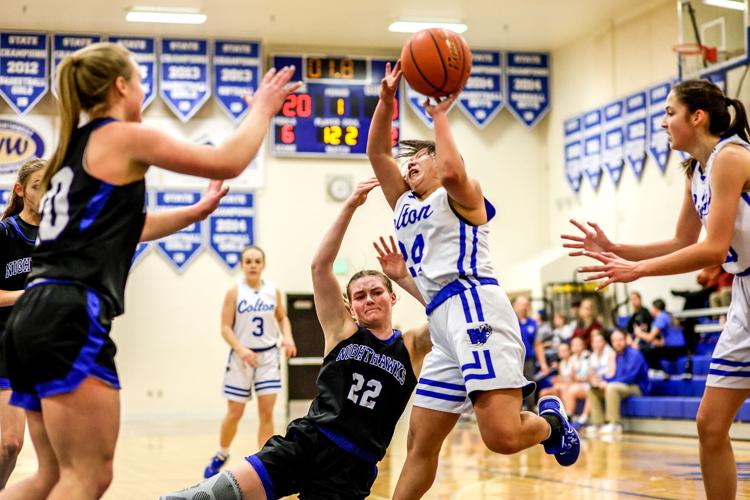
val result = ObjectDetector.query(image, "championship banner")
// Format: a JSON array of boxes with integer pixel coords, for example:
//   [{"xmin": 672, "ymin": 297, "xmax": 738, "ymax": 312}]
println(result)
[
  {"xmin": 208, "ymin": 192, "xmax": 254, "ymax": 271},
  {"xmin": 154, "ymin": 191, "xmax": 204, "ymax": 272},
  {"xmin": 602, "ymin": 100, "xmax": 625, "ymax": 185},
  {"xmin": 160, "ymin": 38, "xmax": 210, "ymax": 122},
  {"xmin": 213, "ymin": 39, "xmax": 261, "ymax": 122},
  {"xmin": 52, "ymin": 34, "xmax": 101, "ymax": 97},
  {"xmin": 457, "ymin": 49, "xmax": 503, "ymax": 129},
  {"xmin": 505, "ymin": 51, "xmax": 550, "ymax": 128},
  {"xmin": 563, "ymin": 116, "xmax": 583, "ymax": 193},
  {"xmin": 0, "ymin": 32, "xmax": 49, "ymax": 115},
  {"xmin": 582, "ymin": 109, "xmax": 602, "ymax": 190},
  {"xmin": 109, "ymin": 36, "xmax": 156, "ymax": 110},
  {"xmin": 648, "ymin": 81, "xmax": 671, "ymax": 173},
  {"xmin": 624, "ymin": 91, "xmax": 648, "ymax": 180},
  {"xmin": 0, "ymin": 118, "xmax": 45, "ymax": 174}
]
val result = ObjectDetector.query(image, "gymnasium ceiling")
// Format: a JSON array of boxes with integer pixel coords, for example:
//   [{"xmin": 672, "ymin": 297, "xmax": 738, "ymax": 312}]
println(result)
[{"xmin": 5, "ymin": 0, "xmax": 664, "ymax": 52}]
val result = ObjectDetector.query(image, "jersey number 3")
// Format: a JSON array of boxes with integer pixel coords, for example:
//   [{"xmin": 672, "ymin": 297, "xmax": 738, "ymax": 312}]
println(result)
[
  {"xmin": 39, "ymin": 167, "xmax": 74, "ymax": 241},
  {"xmin": 347, "ymin": 372, "xmax": 382, "ymax": 409}
]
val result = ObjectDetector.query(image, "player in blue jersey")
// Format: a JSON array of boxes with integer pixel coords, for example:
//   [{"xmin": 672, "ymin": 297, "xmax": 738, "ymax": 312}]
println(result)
[
  {"xmin": 0, "ymin": 158, "xmax": 44, "ymax": 489},
  {"xmin": 161, "ymin": 179, "xmax": 432, "ymax": 500},
  {"xmin": 564, "ymin": 79, "xmax": 750, "ymax": 500},
  {"xmin": 367, "ymin": 62, "xmax": 579, "ymax": 500},
  {"xmin": 0, "ymin": 42, "xmax": 299, "ymax": 500},
  {"xmin": 203, "ymin": 245, "xmax": 297, "ymax": 478}
]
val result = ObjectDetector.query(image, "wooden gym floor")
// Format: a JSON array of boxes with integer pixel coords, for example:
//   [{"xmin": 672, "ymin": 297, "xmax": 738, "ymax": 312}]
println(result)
[{"xmin": 7, "ymin": 404, "xmax": 750, "ymax": 499}]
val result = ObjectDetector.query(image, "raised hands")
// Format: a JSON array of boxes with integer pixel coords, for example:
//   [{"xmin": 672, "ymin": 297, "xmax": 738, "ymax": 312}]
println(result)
[
  {"xmin": 577, "ymin": 251, "xmax": 642, "ymax": 290},
  {"xmin": 345, "ymin": 177, "xmax": 381, "ymax": 209},
  {"xmin": 374, "ymin": 235, "xmax": 408, "ymax": 282},
  {"xmin": 194, "ymin": 180, "xmax": 230, "ymax": 220},
  {"xmin": 423, "ymin": 93, "xmax": 458, "ymax": 118},
  {"xmin": 380, "ymin": 61, "xmax": 402, "ymax": 101},
  {"xmin": 561, "ymin": 219, "xmax": 614, "ymax": 256},
  {"xmin": 244, "ymin": 66, "xmax": 303, "ymax": 117}
]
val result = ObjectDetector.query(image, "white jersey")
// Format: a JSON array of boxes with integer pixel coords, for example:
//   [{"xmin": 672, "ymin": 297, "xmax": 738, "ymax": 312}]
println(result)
[
  {"xmin": 692, "ymin": 135, "xmax": 750, "ymax": 275},
  {"xmin": 393, "ymin": 187, "xmax": 497, "ymax": 308},
  {"xmin": 233, "ymin": 279, "xmax": 281, "ymax": 349}
]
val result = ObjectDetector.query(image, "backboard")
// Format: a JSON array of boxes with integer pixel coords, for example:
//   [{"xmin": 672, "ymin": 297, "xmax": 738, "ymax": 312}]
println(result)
[{"xmin": 677, "ymin": 0, "xmax": 749, "ymax": 80}]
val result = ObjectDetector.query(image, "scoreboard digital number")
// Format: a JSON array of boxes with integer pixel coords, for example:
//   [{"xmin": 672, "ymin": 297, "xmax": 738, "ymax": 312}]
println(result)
[{"xmin": 270, "ymin": 54, "xmax": 401, "ymax": 158}]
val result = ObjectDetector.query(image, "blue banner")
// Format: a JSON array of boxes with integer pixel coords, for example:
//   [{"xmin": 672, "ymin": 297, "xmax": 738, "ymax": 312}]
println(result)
[
  {"xmin": 0, "ymin": 189, "xmax": 8, "ymax": 206},
  {"xmin": 648, "ymin": 81, "xmax": 671, "ymax": 173},
  {"xmin": 0, "ymin": 32, "xmax": 49, "ymax": 115},
  {"xmin": 564, "ymin": 117, "xmax": 583, "ymax": 193},
  {"xmin": 582, "ymin": 110, "xmax": 603, "ymax": 190},
  {"xmin": 109, "ymin": 36, "xmax": 156, "ymax": 110},
  {"xmin": 52, "ymin": 34, "xmax": 101, "ymax": 97},
  {"xmin": 624, "ymin": 91, "xmax": 648, "ymax": 180},
  {"xmin": 160, "ymin": 38, "xmax": 210, "ymax": 122},
  {"xmin": 208, "ymin": 192, "xmax": 254, "ymax": 271},
  {"xmin": 457, "ymin": 50, "xmax": 503, "ymax": 129},
  {"xmin": 505, "ymin": 51, "xmax": 550, "ymax": 128},
  {"xmin": 405, "ymin": 84, "xmax": 434, "ymax": 128},
  {"xmin": 602, "ymin": 100, "xmax": 625, "ymax": 185},
  {"xmin": 154, "ymin": 191, "xmax": 204, "ymax": 272},
  {"xmin": 213, "ymin": 40, "xmax": 261, "ymax": 122}
]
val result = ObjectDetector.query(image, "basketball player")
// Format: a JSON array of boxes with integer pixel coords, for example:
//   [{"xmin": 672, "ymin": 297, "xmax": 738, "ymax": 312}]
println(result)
[
  {"xmin": 0, "ymin": 159, "xmax": 44, "ymax": 489},
  {"xmin": 367, "ymin": 61, "xmax": 579, "ymax": 499},
  {"xmin": 203, "ymin": 245, "xmax": 297, "ymax": 478},
  {"xmin": 564, "ymin": 80, "xmax": 750, "ymax": 500},
  {"xmin": 161, "ymin": 178, "xmax": 432, "ymax": 500},
  {"xmin": 0, "ymin": 42, "xmax": 299, "ymax": 500}
]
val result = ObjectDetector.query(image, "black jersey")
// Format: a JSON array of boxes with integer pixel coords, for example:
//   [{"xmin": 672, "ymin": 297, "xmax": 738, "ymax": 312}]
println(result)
[
  {"xmin": 305, "ymin": 326, "xmax": 417, "ymax": 462},
  {"xmin": 0, "ymin": 215, "xmax": 37, "ymax": 331},
  {"xmin": 28, "ymin": 117, "xmax": 146, "ymax": 316}
]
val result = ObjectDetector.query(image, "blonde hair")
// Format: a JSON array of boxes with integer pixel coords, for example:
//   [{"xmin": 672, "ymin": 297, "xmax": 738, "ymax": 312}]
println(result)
[
  {"xmin": 2, "ymin": 158, "xmax": 46, "ymax": 220},
  {"xmin": 43, "ymin": 42, "xmax": 134, "ymax": 190}
]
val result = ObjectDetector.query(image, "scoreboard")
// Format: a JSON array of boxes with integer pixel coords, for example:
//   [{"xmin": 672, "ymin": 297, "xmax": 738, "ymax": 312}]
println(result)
[{"xmin": 270, "ymin": 54, "xmax": 401, "ymax": 158}]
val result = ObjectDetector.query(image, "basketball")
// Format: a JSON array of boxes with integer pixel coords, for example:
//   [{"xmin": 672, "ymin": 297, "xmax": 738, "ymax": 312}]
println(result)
[{"xmin": 400, "ymin": 28, "xmax": 472, "ymax": 98}]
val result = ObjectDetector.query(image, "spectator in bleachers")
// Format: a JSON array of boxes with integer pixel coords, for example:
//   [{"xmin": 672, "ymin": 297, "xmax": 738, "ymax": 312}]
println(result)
[
  {"xmin": 559, "ymin": 337, "xmax": 591, "ymax": 420},
  {"xmin": 567, "ymin": 300, "xmax": 581, "ymax": 333},
  {"xmin": 579, "ymin": 331, "xmax": 616, "ymax": 426},
  {"xmin": 636, "ymin": 299, "xmax": 687, "ymax": 376},
  {"xmin": 539, "ymin": 343, "xmax": 574, "ymax": 401},
  {"xmin": 626, "ymin": 291, "xmax": 653, "ymax": 337},
  {"xmin": 573, "ymin": 298, "xmax": 602, "ymax": 349},
  {"xmin": 513, "ymin": 295, "xmax": 538, "ymax": 406},
  {"xmin": 535, "ymin": 311, "xmax": 571, "ymax": 375},
  {"xmin": 588, "ymin": 329, "xmax": 649, "ymax": 435}
]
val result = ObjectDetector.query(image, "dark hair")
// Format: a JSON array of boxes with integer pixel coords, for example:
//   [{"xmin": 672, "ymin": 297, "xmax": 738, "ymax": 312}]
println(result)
[
  {"xmin": 2, "ymin": 158, "xmax": 46, "ymax": 220},
  {"xmin": 395, "ymin": 139, "xmax": 436, "ymax": 160},
  {"xmin": 652, "ymin": 298, "xmax": 666, "ymax": 311},
  {"xmin": 43, "ymin": 42, "xmax": 134, "ymax": 191},
  {"xmin": 671, "ymin": 80, "xmax": 750, "ymax": 177},
  {"xmin": 629, "ymin": 291, "xmax": 641, "ymax": 299},
  {"xmin": 345, "ymin": 270, "xmax": 394, "ymax": 303},
  {"xmin": 241, "ymin": 245, "xmax": 266, "ymax": 263}
]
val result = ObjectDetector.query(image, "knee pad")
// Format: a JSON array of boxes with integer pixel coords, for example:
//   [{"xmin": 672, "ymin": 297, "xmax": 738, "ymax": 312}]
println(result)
[{"xmin": 160, "ymin": 470, "xmax": 243, "ymax": 500}]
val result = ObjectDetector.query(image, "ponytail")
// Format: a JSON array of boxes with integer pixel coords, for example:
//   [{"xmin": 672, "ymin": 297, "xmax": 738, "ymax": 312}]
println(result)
[
  {"xmin": 723, "ymin": 97, "xmax": 750, "ymax": 143},
  {"xmin": 2, "ymin": 158, "xmax": 46, "ymax": 220},
  {"xmin": 41, "ymin": 42, "xmax": 134, "ymax": 191}
]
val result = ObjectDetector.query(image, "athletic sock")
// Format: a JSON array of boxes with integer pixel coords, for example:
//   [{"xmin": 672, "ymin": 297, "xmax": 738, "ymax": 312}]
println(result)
[
  {"xmin": 218, "ymin": 448, "xmax": 230, "ymax": 457},
  {"xmin": 540, "ymin": 413, "xmax": 563, "ymax": 446}
]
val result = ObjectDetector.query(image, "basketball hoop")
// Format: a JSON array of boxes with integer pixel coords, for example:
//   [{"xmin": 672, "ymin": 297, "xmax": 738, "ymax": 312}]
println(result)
[{"xmin": 674, "ymin": 43, "xmax": 719, "ymax": 80}]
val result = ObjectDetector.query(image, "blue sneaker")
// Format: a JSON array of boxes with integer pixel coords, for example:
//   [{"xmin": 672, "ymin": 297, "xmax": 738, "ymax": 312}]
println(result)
[
  {"xmin": 203, "ymin": 452, "xmax": 229, "ymax": 478},
  {"xmin": 538, "ymin": 395, "xmax": 580, "ymax": 466}
]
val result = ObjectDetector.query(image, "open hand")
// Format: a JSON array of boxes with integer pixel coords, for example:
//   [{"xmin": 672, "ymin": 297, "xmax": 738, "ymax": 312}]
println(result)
[
  {"xmin": 195, "ymin": 180, "xmax": 229, "ymax": 220},
  {"xmin": 423, "ymin": 94, "xmax": 458, "ymax": 118},
  {"xmin": 244, "ymin": 66, "xmax": 303, "ymax": 117},
  {"xmin": 577, "ymin": 251, "xmax": 642, "ymax": 290},
  {"xmin": 373, "ymin": 235, "xmax": 408, "ymax": 281},
  {"xmin": 346, "ymin": 177, "xmax": 380, "ymax": 208},
  {"xmin": 380, "ymin": 61, "xmax": 402, "ymax": 101},
  {"xmin": 561, "ymin": 219, "xmax": 613, "ymax": 256}
]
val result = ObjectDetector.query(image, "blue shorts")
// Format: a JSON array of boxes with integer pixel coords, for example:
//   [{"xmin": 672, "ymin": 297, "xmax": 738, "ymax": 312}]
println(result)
[{"xmin": 5, "ymin": 281, "xmax": 119, "ymax": 412}]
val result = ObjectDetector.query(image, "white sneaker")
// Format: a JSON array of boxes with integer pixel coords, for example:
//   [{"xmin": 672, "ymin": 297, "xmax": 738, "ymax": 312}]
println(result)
[
  {"xmin": 584, "ymin": 425, "xmax": 600, "ymax": 436},
  {"xmin": 599, "ymin": 423, "xmax": 622, "ymax": 434}
]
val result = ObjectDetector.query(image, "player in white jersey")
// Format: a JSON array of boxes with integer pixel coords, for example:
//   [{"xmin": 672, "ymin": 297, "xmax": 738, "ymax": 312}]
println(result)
[
  {"xmin": 564, "ymin": 79, "xmax": 750, "ymax": 500},
  {"xmin": 203, "ymin": 245, "xmax": 297, "ymax": 478},
  {"xmin": 367, "ymin": 61, "xmax": 579, "ymax": 499}
]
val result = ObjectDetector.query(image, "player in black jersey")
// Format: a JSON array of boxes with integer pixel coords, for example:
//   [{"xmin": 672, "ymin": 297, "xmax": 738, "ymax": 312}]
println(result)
[
  {"xmin": 161, "ymin": 178, "xmax": 432, "ymax": 500},
  {"xmin": 0, "ymin": 158, "xmax": 44, "ymax": 489},
  {"xmin": 1, "ymin": 42, "xmax": 299, "ymax": 500}
]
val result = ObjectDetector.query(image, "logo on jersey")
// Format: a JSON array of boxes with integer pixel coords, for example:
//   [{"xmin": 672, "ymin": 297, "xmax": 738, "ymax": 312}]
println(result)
[
  {"xmin": 5, "ymin": 257, "xmax": 30, "ymax": 278},
  {"xmin": 336, "ymin": 343, "xmax": 407, "ymax": 385},
  {"xmin": 0, "ymin": 120, "xmax": 45, "ymax": 174},
  {"xmin": 466, "ymin": 323, "xmax": 492, "ymax": 346},
  {"xmin": 395, "ymin": 202, "xmax": 433, "ymax": 229},
  {"xmin": 693, "ymin": 191, "xmax": 711, "ymax": 219},
  {"xmin": 237, "ymin": 297, "xmax": 274, "ymax": 313}
]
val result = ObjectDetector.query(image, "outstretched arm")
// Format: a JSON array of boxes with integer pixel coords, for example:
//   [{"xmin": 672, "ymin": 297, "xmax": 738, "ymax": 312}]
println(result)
[
  {"xmin": 562, "ymin": 177, "xmax": 702, "ymax": 261},
  {"xmin": 0, "ymin": 290, "xmax": 23, "ymax": 307},
  {"xmin": 424, "ymin": 95, "xmax": 487, "ymax": 225},
  {"xmin": 373, "ymin": 235, "xmax": 425, "ymax": 306},
  {"xmin": 140, "ymin": 180, "xmax": 229, "ymax": 242},
  {"xmin": 312, "ymin": 178, "xmax": 380, "ymax": 354},
  {"xmin": 366, "ymin": 61, "xmax": 409, "ymax": 209}
]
